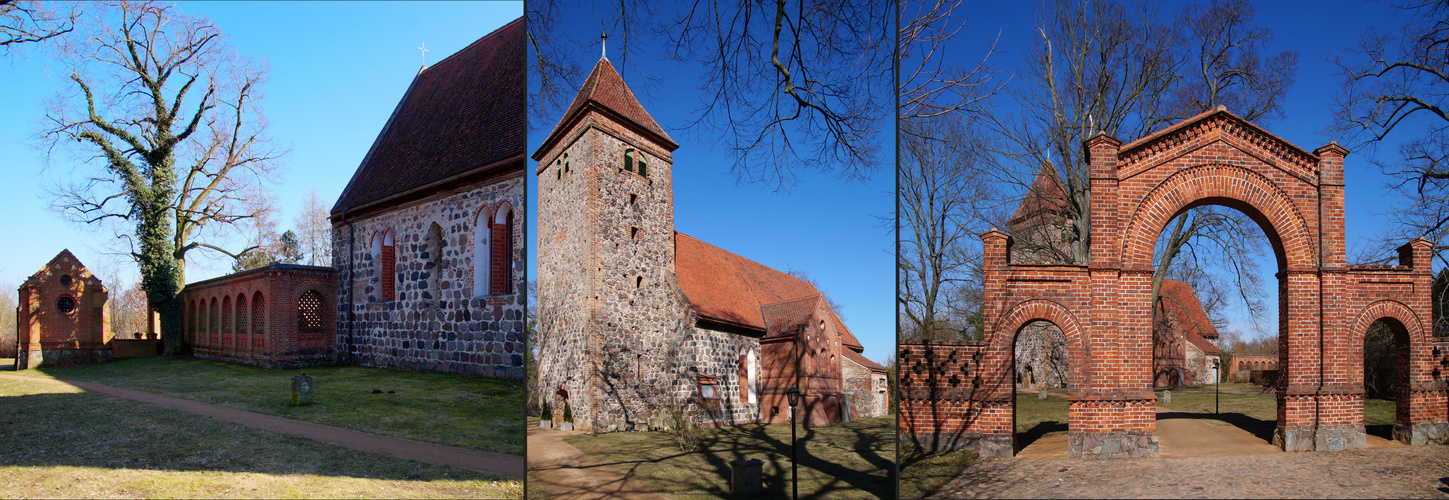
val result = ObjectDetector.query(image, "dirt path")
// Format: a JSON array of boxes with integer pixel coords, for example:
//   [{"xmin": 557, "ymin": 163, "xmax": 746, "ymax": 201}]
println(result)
[
  {"xmin": 527, "ymin": 425, "xmax": 664, "ymax": 500},
  {"xmin": 0, "ymin": 372, "xmax": 524, "ymax": 479}
]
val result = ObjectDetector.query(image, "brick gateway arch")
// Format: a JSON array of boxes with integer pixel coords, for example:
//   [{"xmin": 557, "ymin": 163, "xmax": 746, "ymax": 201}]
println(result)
[{"xmin": 900, "ymin": 108, "xmax": 1449, "ymax": 458}]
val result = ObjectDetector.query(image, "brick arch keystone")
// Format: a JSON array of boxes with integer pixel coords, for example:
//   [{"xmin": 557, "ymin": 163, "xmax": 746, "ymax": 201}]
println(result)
[{"xmin": 1121, "ymin": 163, "xmax": 1314, "ymax": 270}]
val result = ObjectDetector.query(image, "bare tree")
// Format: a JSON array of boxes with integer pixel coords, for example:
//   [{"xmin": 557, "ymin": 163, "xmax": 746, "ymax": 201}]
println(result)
[
  {"xmin": 0, "ymin": 280, "xmax": 15, "ymax": 359},
  {"xmin": 898, "ymin": 117, "xmax": 997, "ymax": 341},
  {"xmin": 1170, "ymin": 0, "xmax": 1297, "ymax": 123},
  {"xmin": 1332, "ymin": 0, "xmax": 1449, "ymax": 264},
  {"xmin": 294, "ymin": 186, "xmax": 332, "ymax": 267},
  {"xmin": 0, "ymin": 1, "xmax": 75, "ymax": 53},
  {"xmin": 109, "ymin": 276, "xmax": 150, "ymax": 339},
  {"xmin": 38, "ymin": 1, "xmax": 285, "ymax": 355},
  {"xmin": 898, "ymin": 0, "xmax": 1002, "ymax": 129},
  {"xmin": 529, "ymin": 0, "xmax": 891, "ymax": 188}
]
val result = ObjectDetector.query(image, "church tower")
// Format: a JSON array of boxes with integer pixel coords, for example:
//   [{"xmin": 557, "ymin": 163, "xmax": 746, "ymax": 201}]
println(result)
[{"xmin": 533, "ymin": 56, "xmax": 681, "ymax": 432}]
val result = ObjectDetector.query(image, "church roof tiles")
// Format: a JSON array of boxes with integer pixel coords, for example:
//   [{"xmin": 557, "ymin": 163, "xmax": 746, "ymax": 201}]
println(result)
[
  {"xmin": 674, "ymin": 232, "xmax": 862, "ymax": 351},
  {"xmin": 533, "ymin": 57, "xmax": 677, "ymax": 160},
  {"xmin": 331, "ymin": 17, "xmax": 525, "ymax": 217}
]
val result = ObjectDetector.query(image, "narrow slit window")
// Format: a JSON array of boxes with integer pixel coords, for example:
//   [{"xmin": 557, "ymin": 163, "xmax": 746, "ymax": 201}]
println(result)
[{"xmin": 630, "ymin": 226, "xmax": 639, "ymax": 240}]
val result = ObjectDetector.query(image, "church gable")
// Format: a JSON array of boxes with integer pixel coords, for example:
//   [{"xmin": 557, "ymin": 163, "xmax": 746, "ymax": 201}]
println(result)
[{"xmin": 331, "ymin": 17, "xmax": 525, "ymax": 217}]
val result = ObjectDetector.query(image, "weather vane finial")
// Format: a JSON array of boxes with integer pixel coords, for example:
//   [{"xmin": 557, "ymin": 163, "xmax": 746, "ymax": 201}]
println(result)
[
  {"xmin": 418, "ymin": 42, "xmax": 429, "ymax": 67},
  {"xmin": 601, "ymin": 29, "xmax": 608, "ymax": 59}
]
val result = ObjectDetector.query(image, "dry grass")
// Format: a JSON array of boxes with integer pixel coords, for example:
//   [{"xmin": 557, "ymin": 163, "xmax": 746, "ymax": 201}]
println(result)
[
  {"xmin": 898, "ymin": 442, "xmax": 975, "ymax": 500},
  {"xmin": 0, "ymin": 377, "xmax": 521, "ymax": 498},
  {"xmin": 21, "ymin": 357, "xmax": 524, "ymax": 455},
  {"xmin": 563, "ymin": 416, "xmax": 895, "ymax": 498}
]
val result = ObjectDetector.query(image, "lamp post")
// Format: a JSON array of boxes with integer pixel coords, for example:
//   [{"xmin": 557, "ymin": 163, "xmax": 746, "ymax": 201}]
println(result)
[
  {"xmin": 785, "ymin": 385, "xmax": 800, "ymax": 500},
  {"xmin": 1213, "ymin": 358, "xmax": 1221, "ymax": 415}
]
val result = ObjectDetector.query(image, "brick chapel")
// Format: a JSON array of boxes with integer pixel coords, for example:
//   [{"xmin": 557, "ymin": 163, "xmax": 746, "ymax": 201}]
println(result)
[
  {"xmin": 534, "ymin": 56, "xmax": 887, "ymax": 433},
  {"xmin": 13, "ymin": 250, "xmax": 113, "ymax": 368}
]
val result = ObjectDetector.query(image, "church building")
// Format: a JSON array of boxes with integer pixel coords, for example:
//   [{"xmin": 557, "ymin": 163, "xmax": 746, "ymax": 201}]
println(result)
[
  {"xmin": 534, "ymin": 55, "xmax": 886, "ymax": 433},
  {"xmin": 325, "ymin": 17, "xmax": 526, "ymax": 378}
]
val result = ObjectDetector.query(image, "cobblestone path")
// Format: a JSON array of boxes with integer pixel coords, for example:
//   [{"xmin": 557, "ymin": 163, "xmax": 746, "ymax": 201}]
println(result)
[{"xmin": 933, "ymin": 445, "xmax": 1449, "ymax": 499}]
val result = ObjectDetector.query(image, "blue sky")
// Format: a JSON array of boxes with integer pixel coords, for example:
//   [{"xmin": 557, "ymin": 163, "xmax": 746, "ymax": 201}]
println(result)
[
  {"xmin": 525, "ymin": 5, "xmax": 897, "ymax": 365},
  {"xmin": 950, "ymin": 0, "xmax": 1426, "ymax": 340},
  {"xmin": 0, "ymin": 3, "xmax": 520, "ymax": 286}
]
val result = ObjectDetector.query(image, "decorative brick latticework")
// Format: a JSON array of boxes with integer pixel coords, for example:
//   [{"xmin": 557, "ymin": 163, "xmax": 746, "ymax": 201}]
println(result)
[
  {"xmin": 902, "ymin": 108, "xmax": 1449, "ymax": 458},
  {"xmin": 15, "ymin": 250, "xmax": 113, "ymax": 368},
  {"xmin": 181, "ymin": 264, "xmax": 337, "ymax": 369},
  {"xmin": 535, "ymin": 57, "xmax": 884, "ymax": 433}
]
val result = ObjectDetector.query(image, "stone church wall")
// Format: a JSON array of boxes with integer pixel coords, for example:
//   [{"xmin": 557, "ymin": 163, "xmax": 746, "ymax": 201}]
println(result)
[
  {"xmin": 333, "ymin": 176, "xmax": 526, "ymax": 379},
  {"xmin": 842, "ymin": 357, "xmax": 885, "ymax": 418},
  {"xmin": 1013, "ymin": 320, "xmax": 1069, "ymax": 388}
]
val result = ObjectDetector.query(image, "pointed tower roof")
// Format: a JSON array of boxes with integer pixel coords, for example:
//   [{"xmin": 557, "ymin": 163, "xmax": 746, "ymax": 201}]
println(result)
[{"xmin": 532, "ymin": 58, "xmax": 677, "ymax": 161}]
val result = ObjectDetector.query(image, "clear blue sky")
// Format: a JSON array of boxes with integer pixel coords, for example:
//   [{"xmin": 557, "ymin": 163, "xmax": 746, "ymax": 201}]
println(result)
[
  {"xmin": 0, "ymin": 2, "xmax": 521, "ymax": 287},
  {"xmin": 525, "ymin": 5, "xmax": 897, "ymax": 365},
  {"xmin": 953, "ymin": 1, "xmax": 1425, "ymax": 340}
]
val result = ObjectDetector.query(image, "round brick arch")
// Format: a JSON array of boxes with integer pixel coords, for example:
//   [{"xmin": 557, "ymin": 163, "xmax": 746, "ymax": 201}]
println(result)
[
  {"xmin": 1120, "ymin": 163, "xmax": 1315, "ymax": 271},
  {"xmin": 1349, "ymin": 300, "xmax": 1427, "ymax": 379},
  {"xmin": 993, "ymin": 299, "xmax": 1088, "ymax": 388}
]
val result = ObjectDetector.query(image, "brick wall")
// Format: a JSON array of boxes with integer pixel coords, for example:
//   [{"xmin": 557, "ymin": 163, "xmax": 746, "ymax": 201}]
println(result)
[
  {"xmin": 181, "ymin": 264, "xmax": 337, "ymax": 369},
  {"xmin": 904, "ymin": 110, "xmax": 1449, "ymax": 457},
  {"xmin": 16, "ymin": 250, "xmax": 112, "ymax": 368}
]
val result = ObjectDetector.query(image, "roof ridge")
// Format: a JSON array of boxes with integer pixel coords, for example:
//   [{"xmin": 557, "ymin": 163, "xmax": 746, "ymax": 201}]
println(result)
[{"xmin": 421, "ymin": 16, "xmax": 523, "ymax": 75}]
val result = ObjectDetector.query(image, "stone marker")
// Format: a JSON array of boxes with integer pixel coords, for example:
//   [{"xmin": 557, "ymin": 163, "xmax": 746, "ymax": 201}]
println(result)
[
  {"xmin": 292, "ymin": 373, "xmax": 315, "ymax": 406},
  {"xmin": 730, "ymin": 458, "xmax": 764, "ymax": 495},
  {"xmin": 1039, "ymin": 388, "xmax": 1049, "ymax": 400},
  {"xmin": 1162, "ymin": 390, "xmax": 1171, "ymax": 404}
]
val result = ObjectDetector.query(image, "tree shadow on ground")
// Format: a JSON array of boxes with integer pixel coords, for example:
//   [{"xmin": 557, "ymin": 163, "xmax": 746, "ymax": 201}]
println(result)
[
  {"xmin": 1156, "ymin": 411, "xmax": 1276, "ymax": 443},
  {"xmin": 0, "ymin": 390, "xmax": 495, "ymax": 481},
  {"xmin": 1366, "ymin": 424, "xmax": 1394, "ymax": 440},
  {"xmin": 561, "ymin": 419, "xmax": 893, "ymax": 499},
  {"xmin": 1016, "ymin": 420, "xmax": 1067, "ymax": 450}
]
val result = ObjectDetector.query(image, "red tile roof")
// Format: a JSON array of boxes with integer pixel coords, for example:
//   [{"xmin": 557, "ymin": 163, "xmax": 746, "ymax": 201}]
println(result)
[
  {"xmin": 532, "ymin": 57, "xmax": 677, "ymax": 160},
  {"xmin": 1157, "ymin": 279, "xmax": 1221, "ymax": 355},
  {"xmin": 1009, "ymin": 163, "xmax": 1069, "ymax": 227},
  {"xmin": 674, "ymin": 232, "xmax": 863, "ymax": 350},
  {"xmin": 843, "ymin": 348, "xmax": 887, "ymax": 373},
  {"xmin": 332, "ymin": 17, "xmax": 525, "ymax": 216}
]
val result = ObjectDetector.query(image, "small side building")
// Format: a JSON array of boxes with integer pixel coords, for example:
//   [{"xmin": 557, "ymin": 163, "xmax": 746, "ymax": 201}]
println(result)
[
  {"xmin": 181, "ymin": 263, "xmax": 338, "ymax": 369},
  {"xmin": 16, "ymin": 250, "xmax": 113, "ymax": 368}
]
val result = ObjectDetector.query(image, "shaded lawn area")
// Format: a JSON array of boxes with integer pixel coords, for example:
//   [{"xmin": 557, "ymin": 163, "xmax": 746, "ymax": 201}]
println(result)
[
  {"xmin": 563, "ymin": 416, "xmax": 894, "ymax": 498},
  {"xmin": 898, "ymin": 442, "xmax": 975, "ymax": 500},
  {"xmin": 0, "ymin": 377, "xmax": 520, "ymax": 499},
  {"xmin": 17, "ymin": 357, "xmax": 524, "ymax": 455}
]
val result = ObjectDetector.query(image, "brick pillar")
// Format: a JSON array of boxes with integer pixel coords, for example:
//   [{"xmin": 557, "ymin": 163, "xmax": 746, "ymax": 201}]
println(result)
[
  {"xmin": 1279, "ymin": 270, "xmax": 1323, "ymax": 451},
  {"xmin": 1313, "ymin": 142, "xmax": 1361, "ymax": 450},
  {"xmin": 1403, "ymin": 238, "xmax": 1448, "ymax": 444}
]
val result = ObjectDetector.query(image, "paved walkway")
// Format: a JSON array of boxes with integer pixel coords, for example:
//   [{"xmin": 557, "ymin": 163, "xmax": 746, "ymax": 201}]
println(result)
[
  {"xmin": 527, "ymin": 425, "xmax": 664, "ymax": 500},
  {"xmin": 0, "ymin": 372, "xmax": 525, "ymax": 479},
  {"xmin": 935, "ymin": 417, "xmax": 1449, "ymax": 499}
]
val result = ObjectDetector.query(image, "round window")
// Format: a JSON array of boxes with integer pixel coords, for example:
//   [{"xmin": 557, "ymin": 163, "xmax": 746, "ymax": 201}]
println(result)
[
  {"xmin": 60, "ymin": 275, "xmax": 72, "ymax": 287},
  {"xmin": 56, "ymin": 296, "xmax": 76, "ymax": 314}
]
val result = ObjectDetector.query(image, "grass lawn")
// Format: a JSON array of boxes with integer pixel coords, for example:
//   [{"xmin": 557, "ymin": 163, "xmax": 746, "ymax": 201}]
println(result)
[
  {"xmin": 563, "ymin": 416, "xmax": 894, "ymax": 498},
  {"xmin": 16, "ymin": 357, "xmax": 524, "ymax": 455},
  {"xmin": 0, "ymin": 376, "xmax": 520, "ymax": 499},
  {"xmin": 898, "ymin": 442, "xmax": 975, "ymax": 500}
]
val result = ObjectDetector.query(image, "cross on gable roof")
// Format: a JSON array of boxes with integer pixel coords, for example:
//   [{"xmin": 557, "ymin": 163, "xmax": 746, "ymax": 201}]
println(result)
[{"xmin": 331, "ymin": 17, "xmax": 525, "ymax": 218}]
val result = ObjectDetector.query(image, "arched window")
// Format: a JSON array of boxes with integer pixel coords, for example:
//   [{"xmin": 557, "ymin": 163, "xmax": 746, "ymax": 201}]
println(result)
[
  {"xmin": 370, "ymin": 229, "xmax": 397, "ymax": 302},
  {"xmin": 187, "ymin": 300, "xmax": 196, "ymax": 344},
  {"xmin": 638, "ymin": 153, "xmax": 648, "ymax": 177},
  {"xmin": 425, "ymin": 222, "xmax": 443, "ymax": 303},
  {"xmin": 222, "ymin": 296, "xmax": 232, "ymax": 334},
  {"xmin": 563, "ymin": 153, "xmax": 570, "ymax": 173},
  {"xmin": 210, "ymin": 298, "xmax": 219, "ymax": 344},
  {"xmin": 252, "ymin": 292, "xmax": 264, "ymax": 334},
  {"xmin": 624, "ymin": 149, "xmax": 635, "ymax": 172},
  {"xmin": 298, "ymin": 290, "xmax": 324, "ymax": 333},
  {"xmin": 739, "ymin": 347, "xmax": 758, "ymax": 405},
  {"xmin": 491, "ymin": 203, "xmax": 515, "ymax": 295},
  {"xmin": 473, "ymin": 206, "xmax": 493, "ymax": 298},
  {"xmin": 236, "ymin": 293, "xmax": 248, "ymax": 334}
]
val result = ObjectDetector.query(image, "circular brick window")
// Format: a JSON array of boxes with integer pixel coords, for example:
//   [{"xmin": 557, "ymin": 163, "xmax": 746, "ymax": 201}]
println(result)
[
  {"xmin": 60, "ymin": 275, "xmax": 72, "ymax": 287},
  {"xmin": 56, "ymin": 296, "xmax": 76, "ymax": 314}
]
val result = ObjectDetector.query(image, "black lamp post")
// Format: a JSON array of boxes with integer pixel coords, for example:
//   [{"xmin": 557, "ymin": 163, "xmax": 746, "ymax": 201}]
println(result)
[
  {"xmin": 785, "ymin": 385, "xmax": 801, "ymax": 500},
  {"xmin": 1213, "ymin": 358, "xmax": 1221, "ymax": 415}
]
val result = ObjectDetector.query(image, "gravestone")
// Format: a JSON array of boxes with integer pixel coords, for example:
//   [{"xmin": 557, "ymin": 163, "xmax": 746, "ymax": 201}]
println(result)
[
  {"xmin": 1162, "ymin": 390, "xmax": 1171, "ymax": 404},
  {"xmin": 292, "ymin": 373, "xmax": 315, "ymax": 406},
  {"xmin": 729, "ymin": 458, "xmax": 764, "ymax": 495},
  {"xmin": 1039, "ymin": 388, "xmax": 1049, "ymax": 400}
]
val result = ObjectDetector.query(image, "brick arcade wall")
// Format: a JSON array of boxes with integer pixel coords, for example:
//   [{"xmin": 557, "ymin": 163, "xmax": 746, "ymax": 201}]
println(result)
[
  {"xmin": 182, "ymin": 264, "xmax": 337, "ymax": 369},
  {"xmin": 333, "ymin": 174, "xmax": 526, "ymax": 379}
]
